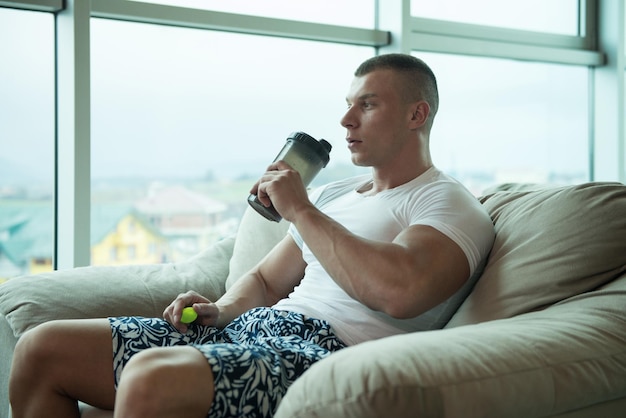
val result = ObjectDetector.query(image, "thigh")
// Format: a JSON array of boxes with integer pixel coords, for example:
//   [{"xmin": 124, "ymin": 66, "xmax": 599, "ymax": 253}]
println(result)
[{"xmin": 15, "ymin": 318, "xmax": 117, "ymax": 410}]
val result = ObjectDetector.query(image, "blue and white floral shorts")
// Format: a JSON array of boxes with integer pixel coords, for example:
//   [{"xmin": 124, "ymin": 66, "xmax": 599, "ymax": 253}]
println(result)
[{"xmin": 108, "ymin": 307, "xmax": 346, "ymax": 417}]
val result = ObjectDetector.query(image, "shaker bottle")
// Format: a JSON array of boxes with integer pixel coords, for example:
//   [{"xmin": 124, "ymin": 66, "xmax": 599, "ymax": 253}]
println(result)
[{"xmin": 248, "ymin": 131, "xmax": 332, "ymax": 222}]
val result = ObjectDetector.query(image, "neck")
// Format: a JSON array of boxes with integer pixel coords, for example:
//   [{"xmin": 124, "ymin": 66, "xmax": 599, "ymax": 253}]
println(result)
[
  {"xmin": 367, "ymin": 134, "xmax": 433, "ymax": 194},
  {"xmin": 359, "ymin": 157, "xmax": 432, "ymax": 196}
]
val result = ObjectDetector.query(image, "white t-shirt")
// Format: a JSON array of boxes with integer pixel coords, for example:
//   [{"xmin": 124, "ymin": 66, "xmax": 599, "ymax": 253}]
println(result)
[{"xmin": 272, "ymin": 167, "xmax": 495, "ymax": 346}]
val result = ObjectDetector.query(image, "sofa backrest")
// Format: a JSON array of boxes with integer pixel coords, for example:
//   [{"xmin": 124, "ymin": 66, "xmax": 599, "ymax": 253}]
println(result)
[
  {"xmin": 447, "ymin": 182, "xmax": 626, "ymax": 327},
  {"xmin": 225, "ymin": 206, "xmax": 291, "ymax": 290}
]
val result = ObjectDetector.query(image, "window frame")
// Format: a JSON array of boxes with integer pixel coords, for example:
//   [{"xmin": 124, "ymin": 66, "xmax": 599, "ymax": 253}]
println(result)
[
  {"xmin": 92, "ymin": 0, "xmax": 389, "ymax": 46},
  {"xmin": 0, "ymin": 0, "xmax": 62, "ymax": 12},
  {"xmin": 410, "ymin": 16, "xmax": 603, "ymax": 66}
]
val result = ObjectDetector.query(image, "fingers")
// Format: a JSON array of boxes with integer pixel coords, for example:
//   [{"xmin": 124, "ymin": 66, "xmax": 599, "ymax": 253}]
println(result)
[
  {"xmin": 249, "ymin": 161, "xmax": 296, "ymax": 194},
  {"xmin": 270, "ymin": 160, "xmax": 292, "ymax": 171},
  {"xmin": 249, "ymin": 162, "xmax": 278, "ymax": 195},
  {"xmin": 250, "ymin": 161, "xmax": 303, "ymax": 207},
  {"xmin": 163, "ymin": 290, "xmax": 212, "ymax": 332}
]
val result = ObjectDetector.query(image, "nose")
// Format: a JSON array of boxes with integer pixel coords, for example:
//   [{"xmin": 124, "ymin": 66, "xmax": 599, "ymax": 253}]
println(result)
[{"xmin": 340, "ymin": 106, "xmax": 356, "ymax": 129}]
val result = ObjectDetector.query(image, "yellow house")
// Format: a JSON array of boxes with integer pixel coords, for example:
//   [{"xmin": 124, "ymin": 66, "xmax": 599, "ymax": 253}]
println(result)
[{"xmin": 91, "ymin": 208, "xmax": 169, "ymax": 266}]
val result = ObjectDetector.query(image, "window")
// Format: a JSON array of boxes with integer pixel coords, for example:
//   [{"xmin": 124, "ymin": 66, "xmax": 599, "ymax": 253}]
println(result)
[
  {"xmin": 417, "ymin": 52, "xmax": 589, "ymax": 194},
  {"xmin": 91, "ymin": 18, "xmax": 373, "ymax": 263},
  {"xmin": 411, "ymin": 0, "xmax": 580, "ymax": 35},
  {"xmin": 0, "ymin": 8, "xmax": 55, "ymax": 280},
  {"xmin": 3, "ymin": 0, "xmax": 618, "ymax": 275}
]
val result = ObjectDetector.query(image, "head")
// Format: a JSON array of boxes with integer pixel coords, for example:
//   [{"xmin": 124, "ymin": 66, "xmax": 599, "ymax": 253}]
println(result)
[
  {"xmin": 354, "ymin": 53, "xmax": 439, "ymax": 131},
  {"xmin": 341, "ymin": 54, "xmax": 437, "ymax": 173}
]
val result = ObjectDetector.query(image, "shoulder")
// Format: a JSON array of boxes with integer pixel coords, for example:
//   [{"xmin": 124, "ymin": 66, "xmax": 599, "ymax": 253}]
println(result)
[{"xmin": 391, "ymin": 168, "xmax": 482, "ymax": 216}]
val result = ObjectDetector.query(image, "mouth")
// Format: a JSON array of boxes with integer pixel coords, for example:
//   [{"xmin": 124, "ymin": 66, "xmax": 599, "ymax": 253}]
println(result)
[{"xmin": 347, "ymin": 138, "xmax": 362, "ymax": 151}]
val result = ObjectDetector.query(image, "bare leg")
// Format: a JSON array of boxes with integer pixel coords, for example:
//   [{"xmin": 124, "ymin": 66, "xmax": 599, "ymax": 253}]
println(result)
[
  {"xmin": 9, "ymin": 319, "xmax": 116, "ymax": 418},
  {"xmin": 114, "ymin": 346, "xmax": 214, "ymax": 418}
]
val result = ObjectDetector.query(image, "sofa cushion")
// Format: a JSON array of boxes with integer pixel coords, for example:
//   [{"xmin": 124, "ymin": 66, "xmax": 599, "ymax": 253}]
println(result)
[
  {"xmin": 225, "ymin": 206, "xmax": 290, "ymax": 290},
  {"xmin": 0, "ymin": 235, "xmax": 235, "ymax": 337},
  {"xmin": 447, "ymin": 182, "xmax": 626, "ymax": 327}
]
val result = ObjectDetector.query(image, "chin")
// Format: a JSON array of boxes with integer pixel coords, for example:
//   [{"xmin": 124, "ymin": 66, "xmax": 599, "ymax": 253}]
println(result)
[
  {"xmin": 350, "ymin": 155, "xmax": 362, "ymax": 165},
  {"xmin": 350, "ymin": 156, "xmax": 370, "ymax": 168}
]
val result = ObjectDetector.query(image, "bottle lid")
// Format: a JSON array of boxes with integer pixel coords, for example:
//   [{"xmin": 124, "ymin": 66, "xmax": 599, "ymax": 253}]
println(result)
[{"xmin": 288, "ymin": 132, "xmax": 332, "ymax": 166}]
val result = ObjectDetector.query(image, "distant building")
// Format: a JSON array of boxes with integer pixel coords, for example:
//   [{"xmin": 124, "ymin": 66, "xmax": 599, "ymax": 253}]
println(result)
[
  {"xmin": 0, "ymin": 204, "xmax": 53, "ymax": 279},
  {"xmin": 134, "ymin": 184, "xmax": 228, "ymax": 261}
]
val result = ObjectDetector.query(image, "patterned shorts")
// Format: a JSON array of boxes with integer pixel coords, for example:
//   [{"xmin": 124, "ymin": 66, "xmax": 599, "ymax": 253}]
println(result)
[{"xmin": 108, "ymin": 307, "xmax": 346, "ymax": 418}]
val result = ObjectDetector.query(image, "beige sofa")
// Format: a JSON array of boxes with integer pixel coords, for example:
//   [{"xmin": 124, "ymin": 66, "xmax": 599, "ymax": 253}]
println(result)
[{"xmin": 1, "ymin": 182, "xmax": 625, "ymax": 418}]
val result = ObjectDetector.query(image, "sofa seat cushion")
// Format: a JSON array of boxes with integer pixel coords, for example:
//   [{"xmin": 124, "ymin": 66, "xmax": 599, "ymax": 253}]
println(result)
[{"xmin": 447, "ymin": 182, "xmax": 626, "ymax": 327}]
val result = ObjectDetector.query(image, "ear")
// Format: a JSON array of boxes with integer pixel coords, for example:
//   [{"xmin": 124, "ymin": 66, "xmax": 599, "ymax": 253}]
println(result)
[{"xmin": 408, "ymin": 101, "xmax": 430, "ymax": 129}]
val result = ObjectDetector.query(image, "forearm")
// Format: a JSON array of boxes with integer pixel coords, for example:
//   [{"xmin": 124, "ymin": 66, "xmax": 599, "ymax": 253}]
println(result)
[
  {"xmin": 214, "ymin": 272, "xmax": 271, "ymax": 327},
  {"xmin": 214, "ymin": 236, "xmax": 306, "ymax": 327}
]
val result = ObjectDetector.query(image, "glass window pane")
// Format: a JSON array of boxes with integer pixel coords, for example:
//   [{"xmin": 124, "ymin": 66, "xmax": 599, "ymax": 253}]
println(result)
[
  {"xmin": 91, "ymin": 18, "xmax": 372, "ymax": 264},
  {"xmin": 411, "ymin": 0, "xmax": 580, "ymax": 35},
  {"xmin": 128, "ymin": 0, "xmax": 375, "ymax": 28},
  {"xmin": 416, "ymin": 52, "xmax": 589, "ymax": 194},
  {"xmin": 0, "ymin": 8, "xmax": 55, "ymax": 281}
]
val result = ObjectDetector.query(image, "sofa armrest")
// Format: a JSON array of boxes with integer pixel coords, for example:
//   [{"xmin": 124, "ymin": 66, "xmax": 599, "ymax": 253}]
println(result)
[
  {"xmin": 0, "ymin": 235, "xmax": 235, "ymax": 338},
  {"xmin": 0, "ymin": 313, "xmax": 17, "ymax": 418},
  {"xmin": 276, "ymin": 277, "xmax": 626, "ymax": 418}
]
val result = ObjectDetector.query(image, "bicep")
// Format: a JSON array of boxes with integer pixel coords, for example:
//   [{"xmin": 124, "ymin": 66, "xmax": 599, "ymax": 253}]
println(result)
[{"xmin": 393, "ymin": 225, "xmax": 470, "ymax": 314}]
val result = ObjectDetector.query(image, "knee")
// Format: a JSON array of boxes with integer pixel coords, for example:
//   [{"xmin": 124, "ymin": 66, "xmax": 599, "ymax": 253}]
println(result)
[
  {"xmin": 9, "ymin": 321, "xmax": 66, "ymax": 402},
  {"xmin": 116, "ymin": 347, "xmax": 213, "ymax": 417},
  {"xmin": 11, "ymin": 322, "xmax": 59, "ymax": 379},
  {"xmin": 116, "ymin": 349, "xmax": 178, "ymax": 416}
]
